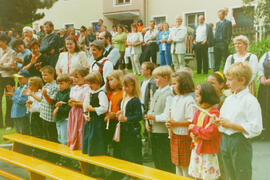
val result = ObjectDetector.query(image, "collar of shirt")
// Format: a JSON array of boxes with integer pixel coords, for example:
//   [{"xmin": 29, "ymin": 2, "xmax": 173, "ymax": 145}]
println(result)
[
  {"xmin": 157, "ymin": 85, "xmax": 170, "ymax": 93},
  {"xmin": 232, "ymin": 88, "xmax": 249, "ymax": 98},
  {"xmin": 105, "ymin": 44, "xmax": 112, "ymax": 51},
  {"xmin": 90, "ymin": 87, "xmax": 103, "ymax": 94}
]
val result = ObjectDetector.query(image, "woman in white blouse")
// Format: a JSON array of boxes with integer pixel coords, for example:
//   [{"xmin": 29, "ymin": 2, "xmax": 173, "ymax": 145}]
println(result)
[
  {"xmin": 126, "ymin": 23, "xmax": 143, "ymax": 75},
  {"xmin": 55, "ymin": 36, "xmax": 89, "ymax": 76},
  {"xmin": 224, "ymin": 35, "xmax": 258, "ymax": 96}
]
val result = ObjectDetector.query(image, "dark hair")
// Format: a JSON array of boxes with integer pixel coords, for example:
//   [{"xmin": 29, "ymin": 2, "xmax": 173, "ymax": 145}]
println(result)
[
  {"xmin": 0, "ymin": 33, "xmax": 10, "ymax": 44},
  {"xmin": 209, "ymin": 72, "xmax": 227, "ymax": 89},
  {"xmin": 12, "ymin": 38, "xmax": 24, "ymax": 49},
  {"xmin": 142, "ymin": 62, "xmax": 155, "ymax": 74},
  {"xmin": 117, "ymin": 24, "xmax": 124, "ymax": 31},
  {"xmin": 104, "ymin": 31, "xmax": 112, "ymax": 41},
  {"xmin": 44, "ymin": 21, "xmax": 54, "ymax": 28},
  {"xmin": 80, "ymin": 26, "xmax": 87, "ymax": 32},
  {"xmin": 137, "ymin": 20, "xmax": 143, "ymax": 25},
  {"xmin": 172, "ymin": 71, "xmax": 195, "ymax": 95},
  {"xmin": 64, "ymin": 35, "xmax": 80, "ymax": 52},
  {"xmin": 198, "ymin": 82, "xmax": 220, "ymax": 105},
  {"xmin": 29, "ymin": 40, "xmax": 40, "ymax": 49}
]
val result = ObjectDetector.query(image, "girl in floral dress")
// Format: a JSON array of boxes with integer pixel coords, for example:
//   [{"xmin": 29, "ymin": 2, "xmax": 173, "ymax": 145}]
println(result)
[{"xmin": 188, "ymin": 82, "xmax": 221, "ymax": 180}]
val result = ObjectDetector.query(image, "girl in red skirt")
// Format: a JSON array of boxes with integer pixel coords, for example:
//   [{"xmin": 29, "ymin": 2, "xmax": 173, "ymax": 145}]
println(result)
[
  {"xmin": 68, "ymin": 68, "xmax": 90, "ymax": 150},
  {"xmin": 165, "ymin": 71, "xmax": 195, "ymax": 176},
  {"xmin": 188, "ymin": 82, "xmax": 221, "ymax": 179}
]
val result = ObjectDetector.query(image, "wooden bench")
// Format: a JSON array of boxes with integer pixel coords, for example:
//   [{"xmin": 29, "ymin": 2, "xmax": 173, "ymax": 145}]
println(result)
[
  {"xmin": 0, "ymin": 147, "xmax": 95, "ymax": 180},
  {"xmin": 0, "ymin": 169, "xmax": 25, "ymax": 180},
  {"xmin": 4, "ymin": 133, "xmax": 193, "ymax": 180}
]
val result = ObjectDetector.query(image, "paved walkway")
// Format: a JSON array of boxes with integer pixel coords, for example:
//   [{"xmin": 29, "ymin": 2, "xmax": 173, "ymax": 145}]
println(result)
[{"xmin": 0, "ymin": 141, "xmax": 269, "ymax": 180}]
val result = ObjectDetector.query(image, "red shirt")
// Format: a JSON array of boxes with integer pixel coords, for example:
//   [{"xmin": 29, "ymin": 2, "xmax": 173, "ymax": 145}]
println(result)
[{"xmin": 190, "ymin": 108, "xmax": 221, "ymax": 154}]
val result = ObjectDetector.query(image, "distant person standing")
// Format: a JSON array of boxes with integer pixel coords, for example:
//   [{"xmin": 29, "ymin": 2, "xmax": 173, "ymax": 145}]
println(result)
[
  {"xmin": 192, "ymin": 15, "xmax": 214, "ymax": 74},
  {"xmin": 168, "ymin": 16, "xmax": 187, "ymax": 71},
  {"xmin": 143, "ymin": 20, "xmax": 159, "ymax": 64},
  {"xmin": 23, "ymin": 26, "xmax": 37, "ymax": 49},
  {"xmin": 225, "ymin": 8, "xmax": 236, "ymax": 26},
  {"xmin": 214, "ymin": 9, "xmax": 232, "ymax": 71},
  {"xmin": 94, "ymin": 19, "xmax": 104, "ymax": 32},
  {"xmin": 40, "ymin": 21, "xmax": 60, "ymax": 68}
]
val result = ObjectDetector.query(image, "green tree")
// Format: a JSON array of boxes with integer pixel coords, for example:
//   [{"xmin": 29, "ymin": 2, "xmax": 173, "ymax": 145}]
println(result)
[
  {"xmin": 0, "ymin": 0, "xmax": 58, "ymax": 31},
  {"xmin": 243, "ymin": 0, "xmax": 270, "ymax": 24}
]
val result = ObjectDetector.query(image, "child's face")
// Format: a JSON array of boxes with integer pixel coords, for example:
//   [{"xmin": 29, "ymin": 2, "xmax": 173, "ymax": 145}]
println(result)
[
  {"xmin": 28, "ymin": 82, "xmax": 39, "ymax": 92},
  {"xmin": 171, "ymin": 77, "xmax": 180, "ymax": 95},
  {"xmin": 42, "ymin": 72, "xmax": 54, "ymax": 83},
  {"xmin": 88, "ymin": 82, "xmax": 100, "ymax": 91},
  {"xmin": 154, "ymin": 75, "xmax": 169, "ymax": 88},
  {"xmin": 73, "ymin": 74, "xmax": 85, "ymax": 86},
  {"xmin": 208, "ymin": 75, "xmax": 223, "ymax": 95},
  {"xmin": 58, "ymin": 81, "xmax": 70, "ymax": 91},
  {"xmin": 195, "ymin": 90, "xmax": 202, "ymax": 104},
  {"xmin": 140, "ymin": 64, "xmax": 149, "ymax": 77},
  {"xmin": 123, "ymin": 84, "xmax": 134, "ymax": 96},
  {"xmin": 226, "ymin": 75, "xmax": 246, "ymax": 93},
  {"xmin": 108, "ymin": 76, "xmax": 119, "ymax": 90},
  {"xmin": 18, "ymin": 77, "xmax": 28, "ymax": 85}
]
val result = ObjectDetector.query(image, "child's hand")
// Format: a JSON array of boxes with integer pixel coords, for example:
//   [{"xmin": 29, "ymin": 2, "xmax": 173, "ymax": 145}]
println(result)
[
  {"xmin": 55, "ymin": 101, "xmax": 66, "ymax": 107},
  {"xmin": 188, "ymin": 124, "xmax": 195, "ymax": 130},
  {"xmin": 26, "ymin": 100, "xmax": 33, "ymax": 108},
  {"xmin": 145, "ymin": 120, "xmax": 151, "ymax": 132},
  {"xmin": 118, "ymin": 114, "xmax": 127, "ymax": 122},
  {"xmin": 52, "ymin": 107, "xmax": 58, "ymax": 116},
  {"xmin": 217, "ymin": 117, "xmax": 231, "ymax": 128},
  {"xmin": 165, "ymin": 120, "xmax": 175, "ymax": 129},
  {"xmin": 68, "ymin": 99, "xmax": 75, "ymax": 106},
  {"xmin": 145, "ymin": 114, "xmax": 155, "ymax": 121},
  {"xmin": 42, "ymin": 89, "xmax": 48, "ymax": 96},
  {"xmin": 5, "ymin": 92, "xmax": 14, "ymax": 97},
  {"xmin": 6, "ymin": 85, "xmax": 14, "ymax": 92},
  {"xmin": 116, "ymin": 111, "xmax": 122, "ymax": 119},
  {"xmin": 85, "ymin": 105, "xmax": 95, "ymax": 112},
  {"xmin": 84, "ymin": 114, "xmax": 91, "ymax": 122}
]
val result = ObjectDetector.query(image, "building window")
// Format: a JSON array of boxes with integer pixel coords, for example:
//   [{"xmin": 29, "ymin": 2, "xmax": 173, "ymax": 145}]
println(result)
[
  {"xmin": 153, "ymin": 16, "xmax": 166, "ymax": 25},
  {"xmin": 233, "ymin": 6, "xmax": 254, "ymax": 27},
  {"xmin": 185, "ymin": 12, "xmax": 205, "ymax": 29},
  {"xmin": 64, "ymin": 23, "xmax": 74, "ymax": 29},
  {"xmin": 115, "ymin": 0, "xmax": 131, "ymax": 5}
]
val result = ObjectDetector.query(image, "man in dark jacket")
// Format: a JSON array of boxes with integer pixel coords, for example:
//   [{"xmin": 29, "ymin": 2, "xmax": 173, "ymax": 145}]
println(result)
[
  {"xmin": 214, "ymin": 9, "xmax": 232, "ymax": 71},
  {"xmin": 192, "ymin": 15, "xmax": 214, "ymax": 74},
  {"xmin": 40, "ymin": 21, "xmax": 60, "ymax": 68}
]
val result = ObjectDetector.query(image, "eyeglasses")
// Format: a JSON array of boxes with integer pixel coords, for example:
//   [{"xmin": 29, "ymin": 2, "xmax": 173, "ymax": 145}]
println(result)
[{"xmin": 97, "ymin": 37, "xmax": 105, "ymax": 40}]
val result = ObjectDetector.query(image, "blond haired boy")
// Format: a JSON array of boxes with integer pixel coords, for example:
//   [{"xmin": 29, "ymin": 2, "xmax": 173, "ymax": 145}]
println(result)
[
  {"xmin": 144, "ymin": 65, "xmax": 174, "ymax": 173},
  {"xmin": 216, "ymin": 62, "xmax": 262, "ymax": 180}
]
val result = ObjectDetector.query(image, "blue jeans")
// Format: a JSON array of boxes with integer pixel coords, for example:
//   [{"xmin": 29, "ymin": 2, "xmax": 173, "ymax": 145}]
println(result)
[
  {"xmin": 160, "ymin": 50, "xmax": 171, "ymax": 66},
  {"xmin": 56, "ymin": 120, "xmax": 68, "ymax": 145}
]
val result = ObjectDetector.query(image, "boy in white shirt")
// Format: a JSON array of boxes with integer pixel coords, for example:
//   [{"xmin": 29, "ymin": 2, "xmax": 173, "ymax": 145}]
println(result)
[{"xmin": 215, "ymin": 62, "xmax": 263, "ymax": 180}]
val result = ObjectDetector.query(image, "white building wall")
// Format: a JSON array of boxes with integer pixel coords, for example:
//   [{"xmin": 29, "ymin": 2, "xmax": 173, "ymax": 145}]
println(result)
[{"xmin": 34, "ymin": 0, "xmax": 103, "ymax": 29}]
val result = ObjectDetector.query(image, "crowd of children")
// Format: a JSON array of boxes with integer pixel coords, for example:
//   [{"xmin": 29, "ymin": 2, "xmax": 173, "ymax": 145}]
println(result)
[{"xmin": 6, "ymin": 60, "xmax": 263, "ymax": 180}]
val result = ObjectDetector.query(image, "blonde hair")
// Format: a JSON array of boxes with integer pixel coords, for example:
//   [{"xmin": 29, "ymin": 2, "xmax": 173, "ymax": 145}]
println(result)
[
  {"xmin": 233, "ymin": 35, "xmax": 250, "ymax": 49},
  {"xmin": 152, "ymin": 65, "xmax": 172, "ymax": 82},
  {"xmin": 85, "ymin": 71, "xmax": 103, "ymax": 85},
  {"xmin": 56, "ymin": 74, "xmax": 71, "ymax": 83},
  {"xmin": 71, "ymin": 67, "xmax": 89, "ymax": 77},
  {"xmin": 40, "ymin": 65, "xmax": 55, "ymax": 74},
  {"xmin": 225, "ymin": 62, "xmax": 252, "ymax": 86},
  {"xmin": 106, "ymin": 70, "xmax": 124, "ymax": 93},
  {"xmin": 29, "ymin": 76, "xmax": 43, "ymax": 90},
  {"xmin": 122, "ymin": 73, "xmax": 141, "ymax": 98}
]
